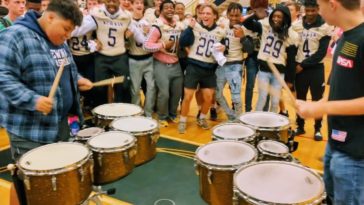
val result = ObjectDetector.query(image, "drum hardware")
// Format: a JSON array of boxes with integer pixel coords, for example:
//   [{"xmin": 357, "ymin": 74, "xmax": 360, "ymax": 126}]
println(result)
[
  {"xmin": 81, "ymin": 186, "xmax": 117, "ymax": 205},
  {"xmin": 23, "ymin": 175, "xmax": 30, "ymax": 190}
]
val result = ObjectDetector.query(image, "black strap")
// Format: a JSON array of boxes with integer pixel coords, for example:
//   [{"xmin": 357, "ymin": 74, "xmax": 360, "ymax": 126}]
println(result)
[{"xmin": 0, "ymin": 17, "xmax": 11, "ymax": 28}]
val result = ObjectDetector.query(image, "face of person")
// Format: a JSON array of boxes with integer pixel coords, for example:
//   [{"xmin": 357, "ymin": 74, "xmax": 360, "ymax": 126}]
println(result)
[
  {"xmin": 271, "ymin": 10, "xmax": 284, "ymax": 30},
  {"xmin": 287, "ymin": 4, "xmax": 298, "ymax": 22},
  {"xmin": 201, "ymin": 6, "xmax": 216, "ymax": 27},
  {"xmin": 227, "ymin": 8, "xmax": 241, "ymax": 26},
  {"xmin": 175, "ymin": 3, "xmax": 185, "ymax": 20},
  {"xmin": 6, "ymin": 0, "xmax": 25, "ymax": 17},
  {"xmin": 161, "ymin": 2, "xmax": 174, "ymax": 21},
  {"xmin": 87, "ymin": 0, "xmax": 98, "ymax": 10},
  {"xmin": 120, "ymin": 0, "xmax": 131, "ymax": 10},
  {"xmin": 41, "ymin": 0, "xmax": 49, "ymax": 12},
  {"xmin": 317, "ymin": 0, "xmax": 334, "ymax": 25},
  {"xmin": 132, "ymin": 0, "xmax": 144, "ymax": 14},
  {"xmin": 305, "ymin": 6, "xmax": 319, "ymax": 24},
  {"xmin": 154, "ymin": 0, "xmax": 162, "ymax": 9},
  {"xmin": 104, "ymin": 0, "xmax": 120, "ymax": 14},
  {"xmin": 46, "ymin": 13, "xmax": 75, "ymax": 46}
]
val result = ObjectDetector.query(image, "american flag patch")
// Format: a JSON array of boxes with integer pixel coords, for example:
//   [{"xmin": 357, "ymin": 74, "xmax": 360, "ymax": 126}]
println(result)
[{"xmin": 331, "ymin": 129, "xmax": 347, "ymax": 142}]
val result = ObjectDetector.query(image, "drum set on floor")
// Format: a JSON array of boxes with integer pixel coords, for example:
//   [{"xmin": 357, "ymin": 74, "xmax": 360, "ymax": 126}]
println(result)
[
  {"xmin": 12, "ymin": 103, "xmax": 159, "ymax": 205},
  {"xmin": 195, "ymin": 111, "xmax": 326, "ymax": 205}
]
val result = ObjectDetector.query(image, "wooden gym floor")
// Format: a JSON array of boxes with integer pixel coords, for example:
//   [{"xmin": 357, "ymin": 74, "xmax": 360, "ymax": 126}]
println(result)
[{"xmin": 0, "ymin": 57, "xmax": 332, "ymax": 204}]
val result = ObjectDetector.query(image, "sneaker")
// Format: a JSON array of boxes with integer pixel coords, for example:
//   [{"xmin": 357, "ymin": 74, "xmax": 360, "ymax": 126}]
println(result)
[
  {"xmin": 169, "ymin": 116, "xmax": 178, "ymax": 123},
  {"xmin": 294, "ymin": 127, "xmax": 305, "ymax": 136},
  {"xmin": 178, "ymin": 121, "xmax": 187, "ymax": 134},
  {"xmin": 210, "ymin": 108, "xmax": 217, "ymax": 121},
  {"xmin": 314, "ymin": 131, "xmax": 323, "ymax": 141},
  {"xmin": 197, "ymin": 118, "xmax": 210, "ymax": 130},
  {"xmin": 227, "ymin": 114, "xmax": 236, "ymax": 122},
  {"xmin": 159, "ymin": 120, "xmax": 169, "ymax": 127}
]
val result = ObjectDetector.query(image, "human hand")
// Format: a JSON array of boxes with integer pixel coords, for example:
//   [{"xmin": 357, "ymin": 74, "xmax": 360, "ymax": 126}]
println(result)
[
  {"xmin": 233, "ymin": 25, "xmax": 245, "ymax": 38},
  {"xmin": 295, "ymin": 99, "xmax": 327, "ymax": 119},
  {"xmin": 78, "ymin": 77, "xmax": 93, "ymax": 91},
  {"xmin": 125, "ymin": 29, "xmax": 133, "ymax": 39},
  {"xmin": 296, "ymin": 64, "xmax": 303, "ymax": 74},
  {"xmin": 36, "ymin": 96, "xmax": 53, "ymax": 115}
]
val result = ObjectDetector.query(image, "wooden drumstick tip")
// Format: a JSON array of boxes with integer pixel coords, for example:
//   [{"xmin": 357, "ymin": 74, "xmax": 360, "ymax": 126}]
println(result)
[{"xmin": 7, "ymin": 163, "xmax": 16, "ymax": 171}]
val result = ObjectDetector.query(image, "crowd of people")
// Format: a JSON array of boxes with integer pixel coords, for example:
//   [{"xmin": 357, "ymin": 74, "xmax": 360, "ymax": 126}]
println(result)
[{"xmin": 0, "ymin": 0, "xmax": 364, "ymax": 204}]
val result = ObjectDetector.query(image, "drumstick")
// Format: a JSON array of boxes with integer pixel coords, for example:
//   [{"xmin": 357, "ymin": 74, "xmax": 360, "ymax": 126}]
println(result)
[
  {"xmin": 48, "ymin": 59, "xmax": 66, "ymax": 99},
  {"xmin": 93, "ymin": 76, "xmax": 124, "ymax": 87},
  {"xmin": 266, "ymin": 61, "xmax": 297, "ymax": 109}
]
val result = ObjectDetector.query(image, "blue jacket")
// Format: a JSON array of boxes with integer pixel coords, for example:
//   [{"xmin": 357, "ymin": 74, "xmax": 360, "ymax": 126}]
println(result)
[{"xmin": 0, "ymin": 11, "xmax": 83, "ymax": 143}]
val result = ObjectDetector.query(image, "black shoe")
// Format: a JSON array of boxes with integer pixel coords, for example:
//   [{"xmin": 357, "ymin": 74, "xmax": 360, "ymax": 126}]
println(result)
[
  {"xmin": 294, "ymin": 127, "xmax": 305, "ymax": 136},
  {"xmin": 210, "ymin": 108, "xmax": 217, "ymax": 121},
  {"xmin": 314, "ymin": 131, "xmax": 323, "ymax": 141}
]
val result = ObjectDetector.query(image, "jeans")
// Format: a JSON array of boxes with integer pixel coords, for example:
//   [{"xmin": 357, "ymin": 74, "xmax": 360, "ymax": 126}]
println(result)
[
  {"xmin": 245, "ymin": 56, "xmax": 259, "ymax": 112},
  {"xmin": 129, "ymin": 57, "xmax": 156, "ymax": 117},
  {"xmin": 215, "ymin": 63, "xmax": 243, "ymax": 118},
  {"xmin": 324, "ymin": 144, "xmax": 364, "ymax": 205},
  {"xmin": 255, "ymin": 71, "xmax": 283, "ymax": 113}
]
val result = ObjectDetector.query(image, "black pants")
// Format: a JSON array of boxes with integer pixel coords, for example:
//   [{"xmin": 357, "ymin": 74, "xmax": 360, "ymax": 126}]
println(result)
[
  {"xmin": 94, "ymin": 52, "xmax": 131, "ymax": 105},
  {"xmin": 295, "ymin": 64, "xmax": 325, "ymax": 131},
  {"xmin": 73, "ymin": 53, "xmax": 97, "ymax": 107}
]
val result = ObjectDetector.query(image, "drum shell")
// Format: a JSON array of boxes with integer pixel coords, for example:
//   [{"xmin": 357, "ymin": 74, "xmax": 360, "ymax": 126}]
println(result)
[
  {"xmin": 20, "ymin": 159, "xmax": 93, "ymax": 205},
  {"xmin": 91, "ymin": 145, "xmax": 137, "ymax": 185},
  {"xmin": 75, "ymin": 127, "xmax": 104, "ymax": 144},
  {"xmin": 257, "ymin": 129, "xmax": 289, "ymax": 144}
]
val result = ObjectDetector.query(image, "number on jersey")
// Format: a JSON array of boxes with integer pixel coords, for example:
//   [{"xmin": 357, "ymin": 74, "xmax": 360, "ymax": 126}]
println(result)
[
  {"xmin": 196, "ymin": 37, "xmax": 214, "ymax": 57},
  {"xmin": 303, "ymin": 39, "xmax": 310, "ymax": 58},
  {"xmin": 263, "ymin": 36, "xmax": 283, "ymax": 58},
  {"xmin": 70, "ymin": 36, "xmax": 89, "ymax": 51},
  {"xmin": 108, "ymin": 28, "xmax": 117, "ymax": 47}
]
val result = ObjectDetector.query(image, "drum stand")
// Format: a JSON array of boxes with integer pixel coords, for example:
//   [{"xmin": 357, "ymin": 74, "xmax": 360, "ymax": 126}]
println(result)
[{"xmin": 81, "ymin": 186, "xmax": 116, "ymax": 205}]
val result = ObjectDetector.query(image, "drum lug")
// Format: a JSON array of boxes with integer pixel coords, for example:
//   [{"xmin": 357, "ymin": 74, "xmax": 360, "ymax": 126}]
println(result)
[
  {"xmin": 23, "ymin": 175, "xmax": 31, "ymax": 190},
  {"xmin": 232, "ymin": 189, "xmax": 239, "ymax": 205},
  {"xmin": 194, "ymin": 163, "xmax": 199, "ymax": 176},
  {"xmin": 123, "ymin": 151, "xmax": 129, "ymax": 163},
  {"xmin": 97, "ymin": 153, "xmax": 103, "ymax": 167},
  {"xmin": 207, "ymin": 169, "xmax": 213, "ymax": 184},
  {"xmin": 90, "ymin": 158, "xmax": 94, "ymax": 183},
  {"xmin": 79, "ymin": 167, "xmax": 85, "ymax": 182},
  {"xmin": 51, "ymin": 175, "xmax": 57, "ymax": 191},
  {"xmin": 150, "ymin": 133, "xmax": 159, "ymax": 144}
]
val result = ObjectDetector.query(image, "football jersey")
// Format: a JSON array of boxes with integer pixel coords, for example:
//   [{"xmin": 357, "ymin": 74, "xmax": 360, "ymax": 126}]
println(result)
[
  {"xmin": 224, "ymin": 26, "xmax": 244, "ymax": 62},
  {"xmin": 188, "ymin": 23, "xmax": 227, "ymax": 63},
  {"xmin": 91, "ymin": 8, "xmax": 131, "ymax": 56},
  {"xmin": 257, "ymin": 18, "xmax": 299, "ymax": 66},
  {"xmin": 153, "ymin": 18, "xmax": 185, "ymax": 57},
  {"xmin": 128, "ymin": 18, "xmax": 150, "ymax": 56},
  {"xmin": 69, "ymin": 31, "xmax": 94, "ymax": 56},
  {"xmin": 292, "ymin": 19, "xmax": 334, "ymax": 63}
]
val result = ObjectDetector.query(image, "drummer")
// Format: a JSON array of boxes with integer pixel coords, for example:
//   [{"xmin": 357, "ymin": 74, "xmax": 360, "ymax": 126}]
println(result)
[{"xmin": 0, "ymin": 0, "xmax": 92, "ymax": 204}]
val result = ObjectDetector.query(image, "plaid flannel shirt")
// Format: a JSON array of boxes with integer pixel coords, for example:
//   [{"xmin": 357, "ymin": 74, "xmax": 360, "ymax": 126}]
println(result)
[{"xmin": 0, "ymin": 24, "xmax": 83, "ymax": 143}]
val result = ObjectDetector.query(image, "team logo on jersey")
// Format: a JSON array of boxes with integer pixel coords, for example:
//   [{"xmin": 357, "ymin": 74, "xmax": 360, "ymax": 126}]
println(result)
[{"xmin": 336, "ymin": 55, "xmax": 353, "ymax": 69}]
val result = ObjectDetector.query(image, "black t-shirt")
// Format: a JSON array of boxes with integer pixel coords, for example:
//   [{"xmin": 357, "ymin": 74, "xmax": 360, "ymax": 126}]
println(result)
[{"xmin": 328, "ymin": 23, "xmax": 364, "ymax": 159}]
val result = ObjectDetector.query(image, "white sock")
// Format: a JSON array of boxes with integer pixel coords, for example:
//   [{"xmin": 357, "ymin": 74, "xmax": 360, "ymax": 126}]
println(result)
[
  {"xmin": 180, "ymin": 116, "xmax": 187, "ymax": 122},
  {"xmin": 199, "ymin": 113, "xmax": 206, "ymax": 119}
]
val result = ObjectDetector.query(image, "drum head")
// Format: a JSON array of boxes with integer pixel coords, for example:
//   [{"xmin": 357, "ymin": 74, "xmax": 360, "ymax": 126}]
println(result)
[
  {"xmin": 92, "ymin": 103, "xmax": 142, "ymax": 118},
  {"xmin": 111, "ymin": 117, "xmax": 158, "ymax": 132},
  {"xmin": 234, "ymin": 161, "xmax": 324, "ymax": 204},
  {"xmin": 258, "ymin": 140, "xmax": 288, "ymax": 154},
  {"xmin": 212, "ymin": 123, "xmax": 255, "ymax": 140},
  {"xmin": 88, "ymin": 131, "xmax": 135, "ymax": 149},
  {"xmin": 77, "ymin": 127, "xmax": 104, "ymax": 138},
  {"xmin": 196, "ymin": 141, "xmax": 257, "ymax": 167},
  {"xmin": 239, "ymin": 112, "xmax": 289, "ymax": 130},
  {"xmin": 19, "ymin": 143, "xmax": 89, "ymax": 171}
]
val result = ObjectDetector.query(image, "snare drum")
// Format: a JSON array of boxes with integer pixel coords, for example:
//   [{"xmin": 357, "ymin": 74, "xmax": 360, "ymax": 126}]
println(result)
[
  {"xmin": 257, "ymin": 140, "xmax": 290, "ymax": 161},
  {"xmin": 234, "ymin": 161, "xmax": 326, "ymax": 205},
  {"xmin": 195, "ymin": 141, "xmax": 257, "ymax": 205},
  {"xmin": 92, "ymin": 103, "xmax": 143, "ymax": 128},
  {"xmin": 212, "ymin": 123, "xmax": 256, "ymax": 144},
  {"xmin": 17, "ymin": 143, "xmax": 93, "ymax": 205},
  {"xmin": 239, "ymin": 112, "xmax": 290, "ymax": 143},
  {"xmin": 111, "ymin": 116, "xmax": 159, "ymax": 165},
  {"xmin": 87, "ymin": 131, "xmax": 137, "ymax": 185},
  {"xmin": 75, "ymin": 127, "xmax": 104, "ymax": 143}
]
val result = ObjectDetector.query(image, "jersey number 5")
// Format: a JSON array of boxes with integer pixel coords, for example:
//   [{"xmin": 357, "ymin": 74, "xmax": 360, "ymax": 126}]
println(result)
[{"xmin": 108, "ymin": 28, "xmax": 117, "ymax": 47}]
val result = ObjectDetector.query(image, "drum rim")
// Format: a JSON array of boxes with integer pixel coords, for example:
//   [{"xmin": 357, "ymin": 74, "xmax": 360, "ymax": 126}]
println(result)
[
  {"xmin": 211, "ymin": 123, "xmax": 256, "ymax": 141},
  {"xmin": 75, "ymin": 127, "xmax": 105, "ymax": 140},
  {"xmin": 257, "ymin": 140, "xmax": 289, "ymax": 158},
  {"xmin": 17, "ymin": 142, "xmax": 92, "ymax": 176},
  {"xmin": 87, "ymin": 131, "xmax": 137, "ymax": 153},
  {"xmin": 238, "ymin": 111, "xmax": 290, "ymax": 131},
  {"xmin": 110, "ymin": 116, "xmax": 159, "ymax": 134},
  {"xmin": 92, "ymin": 103, "xmax": 143, "ymax": 119},
  {"xmin": 233, "ymin": 161, "xmax": 326, "ymax": 205},
  {"xmin": 195, "ymin": 140, "xmax": 258, "ymax": 170}
]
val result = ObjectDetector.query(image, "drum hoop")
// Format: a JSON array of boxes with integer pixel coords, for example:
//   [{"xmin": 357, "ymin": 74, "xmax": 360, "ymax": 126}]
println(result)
[
  {"xmin": 233, "ymin": 161, "xmax": 326, "ymax": 205},
  {"xmin": 239, "ymin": 111, "xmax": 290, "ymax": 131},
  {"xmin": 212, "ymin": 123, "xmax": 256, "ymax": 141},
  {"xmin": 257, "ymin": 140, "xmax": 289, "ymax": 158},
  {"xmin": 213, "ymin": 135, "xmax": 255, "ymax": 142},
  {"xmin": 17, "ymin": 142, "xmax": 92, "ymax": 176},
  {"xmin": 195, "ymin": 140, "xmax": 258, "ymax": 170},
  {"xmin": 75, "ymin": 127, "xmax": 105, "ymax": 140},
  {"xmin": 110, "ymin": 116, "xmax": 159, "ymax": 134},
  {"xmin": 92, "ymin": 103, "xmax": 143, "ymax": 119},
  {"xmin": 87, "ymin": 131, "xmax": 137, "ymax": 153}
]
